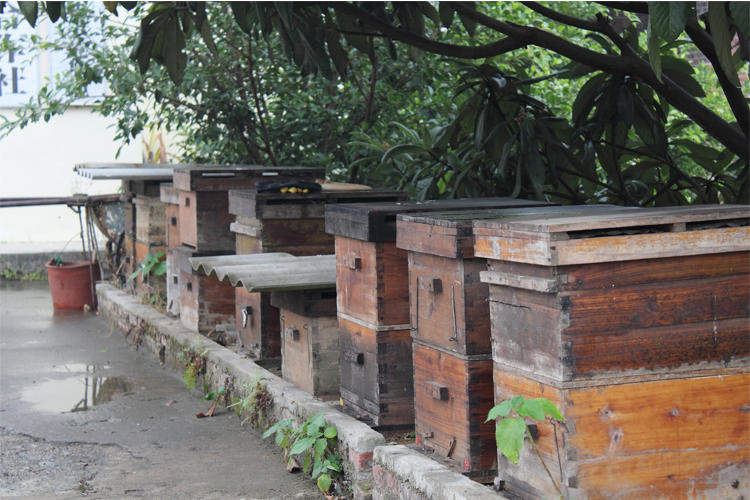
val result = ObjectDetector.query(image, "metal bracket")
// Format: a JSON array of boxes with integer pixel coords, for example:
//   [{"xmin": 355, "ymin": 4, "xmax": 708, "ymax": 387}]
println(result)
[{"xmin": 241, "ymin": 306, "xmax": 253, "ymax": 328}]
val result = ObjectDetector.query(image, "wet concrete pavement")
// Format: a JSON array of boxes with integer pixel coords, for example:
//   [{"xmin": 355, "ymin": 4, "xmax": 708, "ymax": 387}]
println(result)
[{"xmin": 0, "ymin": 281, "xmax": 321, "ymax": 499}]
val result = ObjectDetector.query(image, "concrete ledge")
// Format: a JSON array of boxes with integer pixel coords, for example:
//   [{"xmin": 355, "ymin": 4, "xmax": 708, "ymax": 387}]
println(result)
[
  {"xmin": 96, "ymin": 282, "xmax": 385, "ymax": 499},
  {"xmin": 373, "ymin": 445, "xmax": 505, "ymax": 500}
]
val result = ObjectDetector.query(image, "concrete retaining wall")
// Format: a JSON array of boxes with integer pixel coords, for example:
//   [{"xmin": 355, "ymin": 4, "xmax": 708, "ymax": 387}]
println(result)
[{"xmin": 96, "ymin": 282, "xmax": 506, "ymax": 500}]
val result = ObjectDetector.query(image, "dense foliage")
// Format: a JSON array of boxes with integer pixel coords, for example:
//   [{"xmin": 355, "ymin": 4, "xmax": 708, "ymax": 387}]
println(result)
[{"xmin": 1, "ymin": 1, "xmax": 747, "ymax": 204}]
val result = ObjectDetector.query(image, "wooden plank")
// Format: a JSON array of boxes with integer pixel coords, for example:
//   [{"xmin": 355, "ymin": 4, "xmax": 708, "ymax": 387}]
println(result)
[
  {"xmin": 325, "ymin": 197, "xmax": 549, "ymax": 242},
  {"xmin": 475, "ymin": 204, "xmax": 749, "ymax": 234},
  {"xmin": 179, "ymin": 270, "xmax": 236, "ymax": 333},
  {"xmin": 553, "ymin": 226, "xmax": 750, "ymax": 265},
  {"xmin": 335, "ymin": 237, "xmax": 410, "ymax": 326}
]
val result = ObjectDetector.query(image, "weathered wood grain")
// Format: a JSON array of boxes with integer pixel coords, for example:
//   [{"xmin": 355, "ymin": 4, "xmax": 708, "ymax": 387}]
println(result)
[
  {"xmin": 409, "ymin": 253, "xmax": 491, "ymax": 356},
  {"xmin": 474, "ymin": 205, "xmax": 749, "ymax": 265},
  {"xmin": 493, "ymin": 366, "xmax": 750, "ymax": 499},
  {"xmin": 338, "ymin": 316, "xmax": 414, "ymax": 427},
  {"xmin": 335, "ymin": 237, "xmax": 410, "ymax": 326},
  {"xmin": 179, "ymin": 269, "xmax": 236, "ymax": 334},
  {"xmin": 164, "ymin": 203, "xmax": 180, "ymax": 251},
  {"xmin": 178, "ymin": 190, "xmax": 235, "ymax": 251},
  {"xmin": 413, "ymin": 342, "xmax": 496, "ymax": 477},
  {"xmin": 280, "ymin": 309, "xmax": 339, "ymax": 398},
  {"xmin": 134, "ymin": 195, "xmax": 166, "ymax": 245},
  {"xmin": 485, "ymin": 251, "xmax": 750, "ymax": 380}
]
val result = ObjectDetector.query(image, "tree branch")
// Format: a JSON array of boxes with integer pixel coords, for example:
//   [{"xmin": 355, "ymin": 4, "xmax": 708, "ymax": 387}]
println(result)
[
  {"xmin": 685, "ymin": 22, "xmax": 749, "ymax": 136},
  {"xmin": 328, "ymin": 3, "xmax": 526, "ymax": 59},
  {"xmin": 447, "ymin": 2, "xmax": 748, "ymax": 160},
  {"xmin": 522, "ymin": 2, "xmax": 602, "ymax": 32}
]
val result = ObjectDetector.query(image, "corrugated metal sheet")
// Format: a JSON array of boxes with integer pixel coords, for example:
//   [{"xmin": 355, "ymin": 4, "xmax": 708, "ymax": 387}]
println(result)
[{"xmin": 189, "ymin": 253, "xmax": 335, "ymax": 292}]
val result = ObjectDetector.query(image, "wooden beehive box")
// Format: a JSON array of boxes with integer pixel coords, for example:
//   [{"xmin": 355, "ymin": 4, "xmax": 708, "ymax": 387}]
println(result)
[
  {"xmin": 174, "ymin": 245, "xmax": 236, "ymax": 334},
  {"xmin": 160, "ymin": 183, "xmax": 180, "ymax": 316},
  {"xmin": 173, "ymin": 165, "xmax": 325, "ymax": 252},
  {"xmin": 229, "ymin": 188, "xmax": 406, "ymax": 256},
  {"xmin": 275, "ymin": 288, "xmax": 339, "ymax": 398},
  {"xmin": 190, "ymin": 253, "xmax": 339, "ymax": 397},
  {"xmin": 472, "ymin": 204, "xmax": 750, "ymax": 499},
  {"xmin": 229, "ymin": 186, "xmax": 405, "ymax": 361},
  {"xmin": 160, "ymin": 183, "xmax": 180, "ymax": 251},
  {"xmin": 326, "ymin": 198, "xmax": 552, "ymax": 428}
]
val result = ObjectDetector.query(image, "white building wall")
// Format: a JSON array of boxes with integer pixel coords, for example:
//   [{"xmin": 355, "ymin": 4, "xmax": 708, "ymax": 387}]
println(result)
[{"xmin": 0, "ymin": 107, "xmax": 141, "ymax": 247}]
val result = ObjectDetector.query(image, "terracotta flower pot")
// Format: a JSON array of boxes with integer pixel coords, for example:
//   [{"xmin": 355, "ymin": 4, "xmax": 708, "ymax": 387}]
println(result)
[{"xmin": 46, "ymin": 260, "xmax": 100, "ymax": 310}]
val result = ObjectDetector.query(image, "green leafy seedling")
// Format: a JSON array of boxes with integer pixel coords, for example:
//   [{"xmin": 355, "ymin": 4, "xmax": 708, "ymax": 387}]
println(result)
[
  {"xmin": 129, "ymin": 250, "xmax": 166, "ymax": 281},
  {"xmin": 487, "ymin": 395, "xmax": 564, "ymax": 496}
]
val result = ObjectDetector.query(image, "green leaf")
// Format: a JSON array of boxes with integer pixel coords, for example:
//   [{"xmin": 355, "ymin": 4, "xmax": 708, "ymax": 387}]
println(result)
[
  {"xmin": 381, "ymin": 144, "xmax": 427, "ymax": 163},
  {"xmin": 517, "ymin": 398, "xmax": 545, "ymax": 421},
  {"xmin": 46, "ymin": 2, "xmax": 62, "ymax": 22},
  {"xmin": 572, "ymin": 73, "xmax": 608, "ymax": 126},
  {"xmin": 323, "ymin": 426, "xmax": 337, "ymax": 439},
  {"xmin": 537, "ymin": 398, "xmax": 564, "ymax": 421},
  {"xmin": 314, "ymin": 437, "xmax": 327, "ymax": 458},
  {"xmin": 317, "ymin": 473, "xmax": 332, "ymax": 493},
  {"xmin": 730, "ymin": 2, "xmax": 750, "ymax": 36},
  {"xmin": 289, "ymin": 436, "xmax": 316, "ymax": 456},
  {"xmin": 203, "ymin": 391, "xmax": 217, "ymax": 401},
  {"xmin": 18, "ymin": 1, "xmax": 38, "ymax": 26},
  {"xmin": 325, "ymin": 23, "xmax": 349, "ymax": 79},
  {"xmin": 708, "ymin": 2, "xmax": 740, "ymax": 87},
  {"xmin": 496, "ymin": 416, "xmax": 526, "ymax": 464},
  {"xmin": 262, "ymin": 419, "xmax": 292, "ymax": 439},
  {"xmin": 486, "ymin": 400, "xmax": 512, "ymax": 422},
  {"xmin": 510, "ymin": 395, "xmax": 524, "ymax": 410},
  {"xmin": 648, "ymin": 2, "xmax": 691, "ymax": 42},
  {"xmin": 308, "ymin": 413, "xmax": 326, "ymax": 430},
  {"xmin": 312, "ymin": 457, "xmax": 324, "ymax": 479},
  {"xmin": 229, "ymin": 2, "xmax": 253, "ymax": 35},
  {"xmin": 647, "ymin": 18, "xmax": 662, "ymax": 82}
]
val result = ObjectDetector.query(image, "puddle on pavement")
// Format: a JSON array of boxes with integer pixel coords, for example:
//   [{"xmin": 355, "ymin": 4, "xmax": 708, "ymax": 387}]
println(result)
[{"xmin": 22, "ymin": 365, "xmax": 133, "ymax": 413}]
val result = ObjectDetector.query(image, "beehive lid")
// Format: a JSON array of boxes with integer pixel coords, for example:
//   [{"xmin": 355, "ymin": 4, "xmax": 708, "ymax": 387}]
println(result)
[
  {"xmin": 326, "ymin": 197, "xmax": 551, "ymax": 242},
  {"xmin": 172, "ymin": 165, "xmax": 325, "ymax": 192},
  {"xmin": 228, "ymin": 187, "xmax": 407, "ymax": 219},
  {"xmin": 473, "ymin": 204, "xmax": 750, "ymax": 265},
  {"xmin": 189, "ymin": 253, "xmax": 335, "ymax": 292},
  {"xmin": 393, "ymin": 202, "xmax": 587, "ymax": 258}
]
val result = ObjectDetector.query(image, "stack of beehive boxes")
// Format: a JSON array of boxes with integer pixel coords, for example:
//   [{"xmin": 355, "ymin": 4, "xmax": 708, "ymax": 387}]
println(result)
[
  {"xmin": 172, "ymin": 165, "xmax": 324, "ymax": 333},
  {"xmin": 228, "ymin": 186, "xmax": 406, "ymax": 361},
  {"xmin": 471, "ymin": 204, "xmax": 749, "ymax": 498}
]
